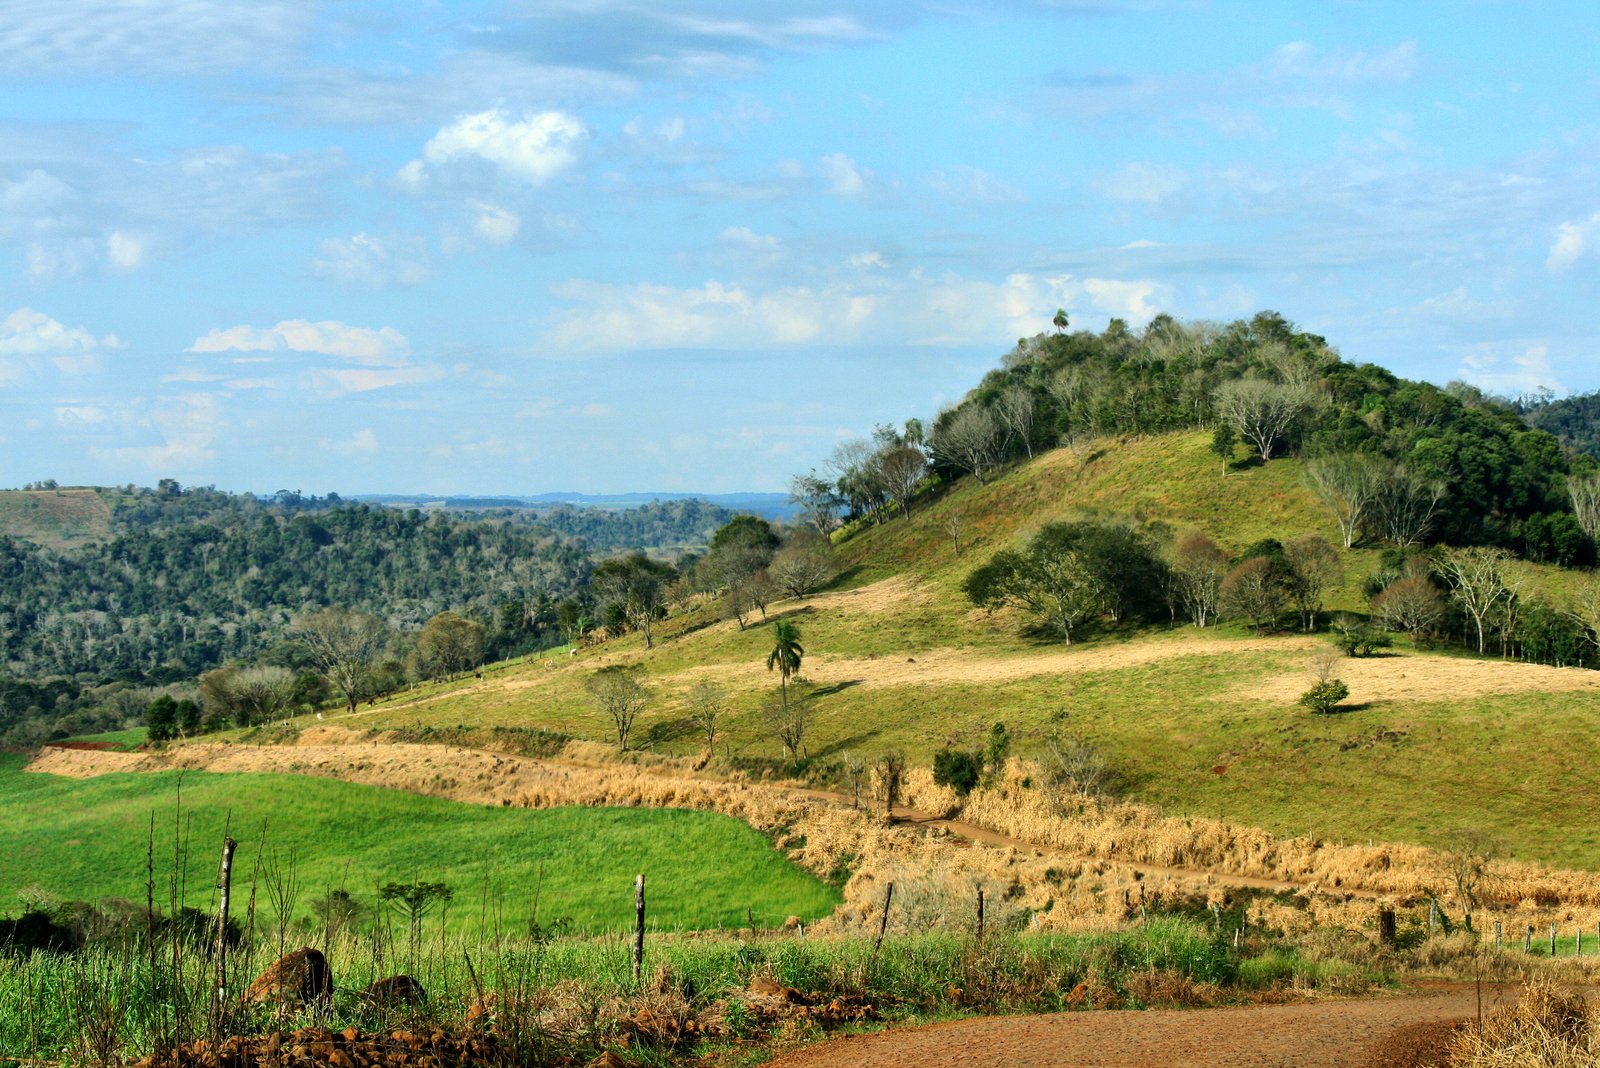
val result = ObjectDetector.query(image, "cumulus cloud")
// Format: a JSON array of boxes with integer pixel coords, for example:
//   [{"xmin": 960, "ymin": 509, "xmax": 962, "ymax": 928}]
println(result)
[
  {"xmin": 188, "ymin": 320, "xmax": 409, "ymax": 364},
  {"xmin": 312, "ymin": 233, "xmax": 431, "ymax": 289},
  {"xmin": 402, "ymin": 110, "xmax": 587, "ymax": 186},
  {"xmin": 1548, "ymin": 212, "xmax": 1600, "ymax": 273},
  {"xmin": 720, "ymin": 226, "xmax": 781, "ymax": 253},
  {"xmin": 0, "ymin": 307, "xmax": 118, "ymax": 383},
  {"xmin": 818, "ymin": 152, "xmax": 867, "ymax": 196}
]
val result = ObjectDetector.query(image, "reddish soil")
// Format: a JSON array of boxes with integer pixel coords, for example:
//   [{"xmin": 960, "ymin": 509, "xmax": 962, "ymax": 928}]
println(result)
[
  {"xmin": 766, "ymin": 988, "xmax": 1513, "ymax": 1068},
  {"xmin": 42, "ymin": 740, "xmax": 128, "ymax": 751}
]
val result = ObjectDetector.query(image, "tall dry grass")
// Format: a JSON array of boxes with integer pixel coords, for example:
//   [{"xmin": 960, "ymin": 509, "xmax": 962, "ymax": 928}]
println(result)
[{"xmin": 1448, "ymin": 980, "xmax": 1600, "ymax": 1067}]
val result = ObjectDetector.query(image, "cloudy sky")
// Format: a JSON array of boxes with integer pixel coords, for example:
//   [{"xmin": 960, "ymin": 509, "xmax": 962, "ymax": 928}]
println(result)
[{"xmin": 2, "ymin": 1, "xmax": 1597, "ymax": 494}]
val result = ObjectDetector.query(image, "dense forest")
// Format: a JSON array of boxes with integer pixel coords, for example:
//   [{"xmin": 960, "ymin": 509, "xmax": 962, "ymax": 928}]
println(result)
[{"xmin": 0, "ymin": 484, "xmax": 736, "ymax": 744}]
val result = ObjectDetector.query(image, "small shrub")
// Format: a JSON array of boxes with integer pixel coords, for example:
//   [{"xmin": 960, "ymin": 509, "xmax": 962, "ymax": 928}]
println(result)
[
  {"xmin": 932, "ymin": 749, "xmax": 983, "ymax": 797},
  {"xmin": 1331, "ymin": 616, "xmax": 1393, "ymax": 657},
  {"xmin": 1299, "ymin": 679, "xmax": 1350, "ymax": 715}
]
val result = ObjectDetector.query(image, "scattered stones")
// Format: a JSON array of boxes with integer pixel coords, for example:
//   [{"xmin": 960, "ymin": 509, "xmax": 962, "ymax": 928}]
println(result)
[{"xmin": 362, "ymin": 975, "xmax": 426, "ymax": 1008}]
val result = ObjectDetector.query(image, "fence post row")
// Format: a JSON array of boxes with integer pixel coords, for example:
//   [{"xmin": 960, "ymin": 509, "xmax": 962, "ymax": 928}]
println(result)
[{"xmin": 633, "ymin": 874, "xmax": 645, "ymax": 984}]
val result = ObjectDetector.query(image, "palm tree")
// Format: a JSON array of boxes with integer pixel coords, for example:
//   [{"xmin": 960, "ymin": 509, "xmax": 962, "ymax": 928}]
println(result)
[
  {"xmin": 1052, "ymin": 308, "xmax": 1069, "ymax": 334},
  {"xmin": 766, "ymin": 620, "xmax": 804, "ymax": 712}
]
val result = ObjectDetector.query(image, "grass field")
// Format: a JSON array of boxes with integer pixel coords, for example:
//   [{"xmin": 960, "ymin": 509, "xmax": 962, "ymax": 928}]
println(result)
[
  {"xmin": 0, "ymin": 486, "xmax": 113, "ymax": 548},
  {"xmin": 61, "ymin": 727, "xmax": 149, "ymax": 750},
  {"xmin": 286, "ymin": 430, "xmax": 1600, "ymax": 875},
  {"xmin": 0, "ymin": 757, "xmax": 837, "ymax": 934}
]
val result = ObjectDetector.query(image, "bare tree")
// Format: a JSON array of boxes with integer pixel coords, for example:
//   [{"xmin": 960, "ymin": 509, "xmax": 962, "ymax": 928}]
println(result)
[
  {"xmin": 875, "ymin": 751, "xmax": 906, "ymax": 823},
  {"xmin": 1437, "ymin": 547, "xmax": 1512, "ymax": 655},
  {"xmin": 1212, "ymin": 378, "xmax": 1311, "ymax": 462},
  {"xmin": 931, "ymin": 405, "xmax": 1003, "ymax": 484},
  {"xmin": 1372, "ymin": 574, "xmax": 1445, "ymax": 637},
  {"xmin": 1306, "ymin": 453, "xmax": 1383, "ymax": 548},
  {"xmin": 771, "ymin": 537, "xmax": 833, "ymax": 598},
  {"xmin": 1168, "ymin": 531, "xmax": 1229, "ymax": 628},
  {"xmin": 1220, "ymin": 556, "xmax": 1286, "ymax": 633},
  {"xmin": 788, "ymin": 472, "xmax": 843, "ymax": 537},
  {"xmin": 943, "ymin": 513, "xmax": 965, "ymax": 555},
  {"xmin": 994, "ymin": 386, "xmax": 1038, "ymax": 460},
  {"xmin": 586, "ymin": 664, "xmax": 651, "ymax": 751},
  {"xmin": 878, "ymin": 444, "xmax": 928, "ymax": 519},
  {"xmin": 1283, "ymin": 534, "xmax": 1342, "ymax": 632},
  {"xmin": 685, "ymin": 680, "xmax": 725, "ymax": 754},
  {"xmin": 1570, "ymin": 473, "xmax": 1600, "ymax": 539},
  {"xmin": 1566, "ymin": 574, "xmax": 1600, "ymax": 659},
  {"xmin": 1370, "ymin": 464, "xmax": 1446, "ymax": 547},
  {"xmin": 763, "ymin": 685, "xmax": 809, "ymax": 764},
  {"xmin": 290, "ymin": 608, "xmax": 391, "ymax": 715},
  {"xmin": 225, "ymin": 665, "xmax": 299, "ymax": 726}
]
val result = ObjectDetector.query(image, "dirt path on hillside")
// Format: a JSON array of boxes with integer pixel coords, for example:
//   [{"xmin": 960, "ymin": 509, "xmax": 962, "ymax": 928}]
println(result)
[{"xmin": 768, "ymin": 987, "xmax": 1510, "ymax": 1068}]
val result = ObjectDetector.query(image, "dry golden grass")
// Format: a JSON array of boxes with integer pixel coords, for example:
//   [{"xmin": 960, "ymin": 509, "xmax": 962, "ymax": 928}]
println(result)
[
  {"xmin": 32, "ymin": 732, "xmax": 1600, "ymax": 942},
  {"xmin": 1448, "ymin": 981, "xmax": 1600, "ymax": 1067}
]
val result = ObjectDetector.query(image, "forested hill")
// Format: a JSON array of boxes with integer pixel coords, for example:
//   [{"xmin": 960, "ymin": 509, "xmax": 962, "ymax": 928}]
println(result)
[
  {"xmin": 0, "ymin": 484, "xmax": 734, "ymax": 692},
  {"xmin": 797, "ymin": 311, "xmax": 1598, "ymax": 565}
]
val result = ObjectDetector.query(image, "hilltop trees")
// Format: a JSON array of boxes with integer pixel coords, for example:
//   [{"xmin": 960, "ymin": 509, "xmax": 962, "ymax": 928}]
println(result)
[
  {"xmin": 1213, "ymin": 378, "xmax": 1314, "ymax": 462},
  {"xmin": 1438, "ymin": 547, "xmax": 1514, "ymax": 655}
]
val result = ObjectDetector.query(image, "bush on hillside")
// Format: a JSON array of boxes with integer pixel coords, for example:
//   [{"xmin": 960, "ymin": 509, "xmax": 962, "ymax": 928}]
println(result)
[{"xmin": 932, "ymin": 749, "xmax": 983, "ymax": 797}]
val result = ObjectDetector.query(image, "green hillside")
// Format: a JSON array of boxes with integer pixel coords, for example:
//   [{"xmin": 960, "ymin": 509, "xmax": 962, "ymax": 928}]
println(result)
[{"xmin": 332, "ymin": 428, "xmax": 1600, "ymax": 871}]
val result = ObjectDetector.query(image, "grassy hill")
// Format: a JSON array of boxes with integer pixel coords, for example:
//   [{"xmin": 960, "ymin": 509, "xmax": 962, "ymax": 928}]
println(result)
[
  {"xmin": 317, "ymin": 429, "xmax": 1600, "ymax": 873},
  {"xmin": 0, "ymin": 753, "xmax": 835, "ymax": 934},
  {"xmin": 0, "ymin": 487, "xmax": 112, "ymax": 549}
]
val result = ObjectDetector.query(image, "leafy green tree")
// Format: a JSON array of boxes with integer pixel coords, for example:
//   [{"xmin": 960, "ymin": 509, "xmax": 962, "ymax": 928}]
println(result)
[
  {"xmin": 145, "ymin": 694, "xmax": 177, "ymax": 742},
  {"xmin": 590, "ymin": 554, "xmax": 676, "ymax": 649},
  {"xmin": 290, "ymin": 608, "xmax": 391, "ymax": 715},
  {"xmin": 1209, "ymin": 422, "xmax": 1236, "ymax": 476},
  {"xmin": 585, "ymin": 664, "xmax": 651, "ymax": 751},
  {"xmin": 416, "ymin": 611, "xmax": 486, "ymax": 679},
  {"xmin": 1299, "ymin": 679, "xmax": 1350, "ymax": 715},
  {"xmin": 964, "ymin": 523, "xmax": 1102, "ymax": 644},
  {"xmin": 766, "ymin": 619, "xmax": 804, "ymax": 716},
  {"xmin": 933, "ymin": 749, "xmax": 982, "ymax": 797}
]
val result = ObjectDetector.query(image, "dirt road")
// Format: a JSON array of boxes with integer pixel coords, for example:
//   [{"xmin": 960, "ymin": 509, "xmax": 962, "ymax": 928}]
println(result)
[{"xmin": 768, "ymin": 988, "xmax": 1508, "ymax": 1068}]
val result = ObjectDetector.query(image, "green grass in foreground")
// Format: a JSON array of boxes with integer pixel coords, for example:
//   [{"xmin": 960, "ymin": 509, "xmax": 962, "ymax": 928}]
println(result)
[
  {"xmin": 0, "ymin": 763, "xmax": 836, "ymax": 935},
  {"xmin": 61, "ymin": 726, "xmax": 149, "ymax": 750}
]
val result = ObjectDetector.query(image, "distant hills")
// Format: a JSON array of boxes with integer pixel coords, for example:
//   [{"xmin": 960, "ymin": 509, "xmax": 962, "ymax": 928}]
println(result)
[{"xmin": 353, "ymin": 491, "xmax": 799, "ymax": 521}]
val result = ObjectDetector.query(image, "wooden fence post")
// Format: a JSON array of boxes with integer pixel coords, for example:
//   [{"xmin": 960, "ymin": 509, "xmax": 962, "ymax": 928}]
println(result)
[
  {"xmin": 1525, "ymin": 925, "xmax": 1533, "ymax": 952},
  {"xmin": 868, "ymin": 882, "xmax": 895, "ymax": 968},
  {"xmin": 1578, "ymin": 926, "xmax": 1583, "ymax": 957},
  {"xmin": 213, "ymin": 836, "xmax": 237, "ymax": 1009},
  {"xmin": 633, "ymin": 874, "xmax": 645, "ymax": 984},
  {"xmin": 1494, "ymin": 920, "xmax": 1502, "ymax": 948},
  {"xmin": 1550, "ymin": 923, "xmax": 1557, "ymax": 957},
  {"xmin": 1378, "ymin": 909, "xmax": 1397, "ymax": 946},
  {"xmin": 976, "ymin": 888, "xmax": 985, "ymax": 945}
]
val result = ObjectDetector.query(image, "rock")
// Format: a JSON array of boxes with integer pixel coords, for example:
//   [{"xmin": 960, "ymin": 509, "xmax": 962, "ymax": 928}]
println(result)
[
  {"xmin": 361, "ymin": 974, "xmax": 426, "ymax": 1007},
  {"xmin": 244, "ymin": 947, "xmax": 332, "ymax": 1008}
]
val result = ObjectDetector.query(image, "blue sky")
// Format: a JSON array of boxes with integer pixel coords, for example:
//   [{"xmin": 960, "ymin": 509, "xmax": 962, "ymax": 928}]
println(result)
[{"xmin": 2, "ymin": 1, "xmax": 1597, "ymax": 494}]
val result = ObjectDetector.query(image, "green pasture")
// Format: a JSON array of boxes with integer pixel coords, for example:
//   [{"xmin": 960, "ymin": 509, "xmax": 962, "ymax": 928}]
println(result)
[{"xmin": 0, "ymin": 760, "xmax": 836, "ymax": 935}]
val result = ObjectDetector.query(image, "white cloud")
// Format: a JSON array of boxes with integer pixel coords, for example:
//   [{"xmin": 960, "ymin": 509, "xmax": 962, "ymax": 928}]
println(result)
[
  {"xmin": 106, "ymin": 231, "xmax": 143, "ymax": 270},
  {"xmin": 818, "ymin": 152, "xmax": 867, "ymax": 196},
  {"xmin": 1548, "ymin": 212, "xmax": 1600, "ymax": 273},
  {"xmin": 1457, "ymin": 344, "xmax": 1564, "ymax": 396},
  {"xmin": 188, "ymin": 320, "xmax": 410, "ymax": 364},
  {"xmin": 927, "ymin": 166, "xmax": 1025, "ymax": 205},
  {"xmin": 544, "ymin": 270, "xmax": 1165, "ymax": 353},
  {"xmin": 1269, "ymin": 40, "xmax": 1419, "ymax": 82},
  {"xmin": 54, "ymin": 404, "xmax": 106, "ymax": 426},
  {"xmin": 312, "ymin": 232, "xmax": 431, "ymax": 289},
  {"xmin": 471, "ymin": 202, "xmax": 522, "ymax": 245},
  {"xmin": 849, "ymin": 251, "xmax": 887, "ymax": 269},
  {"xmin": 0, "ymin": 0, "xmax": 310, "ymax": 77},
  {"xmin": 88, "ymin": 393, "xmax": 221, "ymax": 471},
  {"xmin": 309, "ymin": 365, "xmax": 444, "ymax": 396},
  {"xmin": 403, "ymin": 109, "xmax": 587, "ymax": 185},
  {"xmin": 320, "ymin": 428, "xmax": 380, "ymax": 455},
  {"xmin": 1096, "ymin": 162, "xmax": 1188, "ymax": 205},
  {"xmin": 720, "ymin": 226, "xmax": 780, "ymax": 252},
  {"xmin": 0, "ymin": 307, "xmax": 110, "ymax": 356},
  {"xmin": 580, "ymin": 403, "xmax": 614, "ymax": 418}
]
